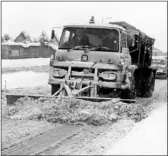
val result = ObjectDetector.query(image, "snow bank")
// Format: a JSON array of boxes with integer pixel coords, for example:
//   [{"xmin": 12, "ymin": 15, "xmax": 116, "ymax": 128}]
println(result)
[{"xmin": 6, "ymin": 95, "xmax": 148, "ymax": 126}]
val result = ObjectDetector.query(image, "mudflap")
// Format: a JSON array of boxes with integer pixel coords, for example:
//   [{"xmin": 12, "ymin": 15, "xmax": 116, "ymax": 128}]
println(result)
[{"xmin": 6, "ymin": 94, "xmax": 136, "ymax": 106}]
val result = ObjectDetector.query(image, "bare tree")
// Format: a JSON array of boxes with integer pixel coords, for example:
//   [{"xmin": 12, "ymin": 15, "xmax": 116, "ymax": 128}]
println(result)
[
  {"xmin": 39, "ymin": 31, "xmax": 49, "ymax": 45},
  {"xmin": 4, "ymin": 34, "xmax": 11, "ymax": 41},
  {"xmin": 1, "ymin": 36, "xmax": 4, "ymax": 43},
  {"xmin": 32, "ymin": 37, "xmax": 39, "ymax": 43},
  {"xmin": 25, "ymin": 34, "xmax": 32, "ymax": 42}
]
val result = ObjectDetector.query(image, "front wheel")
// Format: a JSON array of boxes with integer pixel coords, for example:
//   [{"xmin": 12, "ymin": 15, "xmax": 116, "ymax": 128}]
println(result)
[
  {"xmin": 51, "ymin": 84, "xmax": 59, "ymax": 95},
  {"xmin": 143, "ymin": 72, "xmax": 155, "ymax": 97}
]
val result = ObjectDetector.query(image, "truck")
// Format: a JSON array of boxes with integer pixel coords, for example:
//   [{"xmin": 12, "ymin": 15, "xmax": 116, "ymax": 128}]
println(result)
[
  {"xmin": 6, "ymin": 19, "xmax": 157, "ymax": 106},
  {"xmin": 48, "ymin": 20, "xmax": 156, "ymax": 100},
  {"xmin": 152, "ymin": 56, "xmax": 167, "ymax": 79}
]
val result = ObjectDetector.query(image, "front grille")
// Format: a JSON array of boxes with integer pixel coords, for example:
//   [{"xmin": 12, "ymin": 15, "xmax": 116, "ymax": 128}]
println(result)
[{"xmin": 70, "ymin": 67, "xmax": 95, "ymax": 80}]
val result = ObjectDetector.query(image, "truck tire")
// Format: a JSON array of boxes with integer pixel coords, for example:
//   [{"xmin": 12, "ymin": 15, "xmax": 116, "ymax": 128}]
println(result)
[
  {"xmin": 135, "ymin": 70, "xmax": 143, "ymax": 97},
  {"xmin": 120, "ymin": 76, "xmax": 136, "ymax": 99},
  {"xmin": 143, "ymin": 72, "xmax": 155, "ymax": 97},
  {"xmin": 136, "ymin": 79, "xmax": 143, "ymax": 97},
  {"xmin": 51, "ymin": 84, "xmax": 59, "ymax": 95}
]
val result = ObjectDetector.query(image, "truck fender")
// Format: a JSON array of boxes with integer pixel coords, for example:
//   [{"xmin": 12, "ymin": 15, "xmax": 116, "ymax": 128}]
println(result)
[{"xmin": 126, "ymin": 65, "xmax": 138, "ymax": 73}]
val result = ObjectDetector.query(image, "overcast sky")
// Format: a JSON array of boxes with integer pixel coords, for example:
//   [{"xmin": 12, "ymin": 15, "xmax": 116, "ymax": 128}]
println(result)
[{"xmin": 2, "ymin": 2, "xmax": 167, "ymax": 52}]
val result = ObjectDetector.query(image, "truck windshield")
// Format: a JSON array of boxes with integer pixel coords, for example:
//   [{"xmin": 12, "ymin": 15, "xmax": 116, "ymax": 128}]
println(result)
[{"xmin": 59, "ymin": 27, "xmax": 119, "ymax": 52}]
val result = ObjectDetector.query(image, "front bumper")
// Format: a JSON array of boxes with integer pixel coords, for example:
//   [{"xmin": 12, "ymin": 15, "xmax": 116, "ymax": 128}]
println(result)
[
  {"xmin": 48, "ymin": 78, "xmax": 121, "ymax": 89},
  {"xmin": 48, "ymin": 61, "xmax": 131, "ymax": 97},
  {"xmin": 49, "ymin": 61, "xmax": 124, "ymax": 89}
]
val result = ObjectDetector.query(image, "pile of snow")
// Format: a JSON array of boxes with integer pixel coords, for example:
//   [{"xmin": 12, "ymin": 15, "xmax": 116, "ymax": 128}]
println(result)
[{"xmin": 7, "ymin": 97, "xmax": 148, "ymax": 126}]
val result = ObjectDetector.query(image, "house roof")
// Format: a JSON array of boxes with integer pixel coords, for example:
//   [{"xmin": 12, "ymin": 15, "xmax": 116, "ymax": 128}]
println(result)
[
  {"xmin": 2, "ymin": 40, "xmax": 58, "ymax": 50},
  {"xmin": 14, "ymin": 31, "xmax": 31, "ymax": 42},
  {"xmin": 2, "ymin": 40, "xmax": 41, "ymax": 47}
]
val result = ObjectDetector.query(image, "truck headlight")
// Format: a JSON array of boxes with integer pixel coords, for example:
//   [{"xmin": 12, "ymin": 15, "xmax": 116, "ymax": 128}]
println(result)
[
  {"xmin": 100, "ymin": 71, "xmax": 117, "ymax": 80},
  {"xmin": 52, "ymin": 68, "xmax": 67, "ymax": 77}
]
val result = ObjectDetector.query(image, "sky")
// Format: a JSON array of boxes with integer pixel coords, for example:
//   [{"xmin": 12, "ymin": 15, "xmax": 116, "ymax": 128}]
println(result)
[{"xmin": 2, "ymin": 2, "xmax": 167, "ymax": 52}]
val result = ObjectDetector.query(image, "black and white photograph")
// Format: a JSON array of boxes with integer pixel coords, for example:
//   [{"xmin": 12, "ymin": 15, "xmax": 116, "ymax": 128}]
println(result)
[{"xmin": 1, "ymin": 1, "xmax": 167, "ymax": 155}]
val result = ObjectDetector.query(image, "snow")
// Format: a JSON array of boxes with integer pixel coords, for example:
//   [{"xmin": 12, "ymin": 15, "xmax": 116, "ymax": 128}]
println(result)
[
  {"xmin": 2, "ymin": 58, "xmax": 50, "ymax": 68},
  {"xmin": 2, "ymin": 71, "xmax": 49, "ymax": 89},
  {"xmin": 2, "ymin": 41, "xmax": 41, "ymax": 47},
  {"xmin": 105, "ymin": 104, "xmax": 167, "ymax": 155},
  {"xmin": 64, "ymin": 23, "xmax": 126, "ymax": 31},
  {"xmin": 2, "ymin": 41, "xmax": 58, "ymax": 50}
]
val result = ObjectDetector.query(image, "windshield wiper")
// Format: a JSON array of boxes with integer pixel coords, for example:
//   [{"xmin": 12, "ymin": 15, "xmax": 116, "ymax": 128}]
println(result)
[
  {"xmin": 73, "ymin": 46, "xmax": 111, "ymax": 52},
  {"xmin": 94, "ymin": 47, "xmax": 111, "ymax": 51},
  {"xmin": 72, "ymin": 45, "xmax": 92, "ymax": 50},
  {"xmin": 85, "ymin": 46, "xmax": 111, "ymax": 53}
]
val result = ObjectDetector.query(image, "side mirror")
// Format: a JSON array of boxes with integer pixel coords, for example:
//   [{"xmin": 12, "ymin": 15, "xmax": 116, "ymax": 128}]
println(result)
[{"xmin": 51, "ymin": 30, "xmax": 55, "ymax": 39}]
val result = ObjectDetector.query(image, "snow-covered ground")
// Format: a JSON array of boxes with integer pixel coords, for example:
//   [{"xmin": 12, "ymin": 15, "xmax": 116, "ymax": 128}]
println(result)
[
  {"xmin": 2, "ymin": 71, "xmax": 49, "ymax": 89},
  {"xmin": 105, "ymin": 103, "xmax": 167, "ymax": 155},
  {"xmin": 2, "ymin": 58, "xmax": 50, "ymax": 68}
]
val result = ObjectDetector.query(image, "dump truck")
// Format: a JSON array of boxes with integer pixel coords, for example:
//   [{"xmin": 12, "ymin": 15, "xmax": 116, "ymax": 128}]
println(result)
[
  {"xmin": 48, "ymin": 20, "xmax": 156, "ymax": 100},
  {"xmin": 6, "ymin": 20, "xmax": 156, "ymax": 105}
]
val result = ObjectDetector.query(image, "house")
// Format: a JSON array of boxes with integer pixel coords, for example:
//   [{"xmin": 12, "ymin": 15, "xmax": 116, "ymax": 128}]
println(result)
[
  {"xmin": 14, "ymin": 31, "xmax": 31, "ymax": 43},
  {"xmin": 2, "ymin": 31, "xmax": 60, "ymax": 59},
  {"xmin": 2, "ymin": 41, "xmax": 56, "ymax": 59}
]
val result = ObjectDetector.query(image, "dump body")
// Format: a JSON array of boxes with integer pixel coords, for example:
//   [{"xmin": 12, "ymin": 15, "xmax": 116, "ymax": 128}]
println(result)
[
  {"xmin": 110, "ymin": 21, "xmax": 155, "ymax": 67},
  {"xmin": 49, "ymin": 21, "xmax": 156, "ymax": 99}
]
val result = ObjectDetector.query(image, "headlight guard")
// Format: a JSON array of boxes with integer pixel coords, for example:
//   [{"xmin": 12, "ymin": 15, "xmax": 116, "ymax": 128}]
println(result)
[{"xmin": 99, "ymin": 71, "xmax": 117, "ymax": 81}]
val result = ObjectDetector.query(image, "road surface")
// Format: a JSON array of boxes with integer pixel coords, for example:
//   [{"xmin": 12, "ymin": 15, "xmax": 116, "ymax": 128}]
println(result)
[
  {"xmin": 105, "ymin": 103, "xmax": 167, "ymax": 155},
  {"xmin": 1, "ymin": 69, "xmax": 167, "ymax": 155}
]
